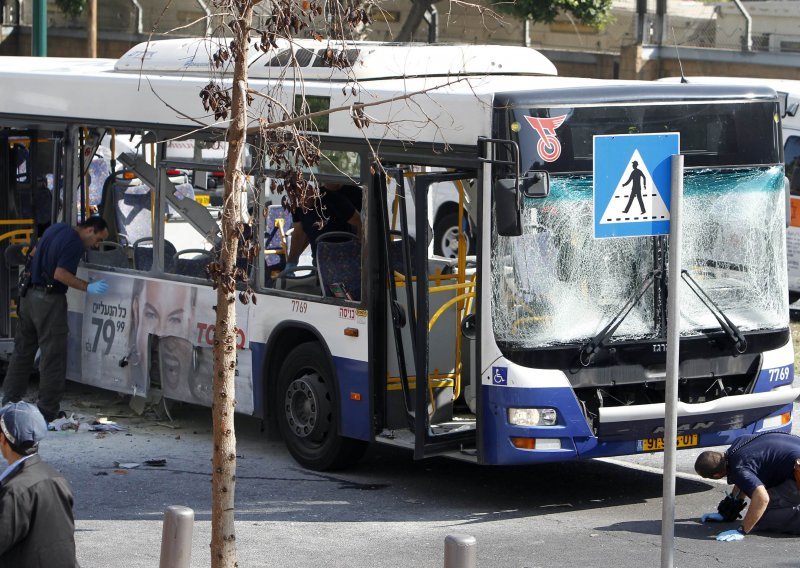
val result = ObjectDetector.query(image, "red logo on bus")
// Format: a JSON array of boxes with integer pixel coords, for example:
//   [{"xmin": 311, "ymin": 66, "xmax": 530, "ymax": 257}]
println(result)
[{"xmin": 524, "ymin": 115, "xmax": 567, "ymax": 162}]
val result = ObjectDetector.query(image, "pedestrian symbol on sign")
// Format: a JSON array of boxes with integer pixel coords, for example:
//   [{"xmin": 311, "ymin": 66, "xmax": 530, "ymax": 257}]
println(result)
[
  {"xmin": 600, "ymin": 149, "xmax": 670, "ymax": 224},
  {"xmin": 622, "ymin": 160, "xmax": 647, "ymax": 215},
  {"xmin": 594, "ymin": 133, "xmax": 679, "ymax": 239}
]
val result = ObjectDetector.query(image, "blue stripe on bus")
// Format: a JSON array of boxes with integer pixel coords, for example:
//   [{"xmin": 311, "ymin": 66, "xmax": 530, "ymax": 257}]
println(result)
[
  {"xmin": 752, "ymin": 363, "xmax": 794, "ymax": 393},
  {"xmin": 480, "ymin": 385, "xmax": 591, "ymax": 465},
  {"xmin": 249, "ymin": 341, "xmax": 266, "ymax": 417},
  {"xmin": 479, "ymin": 383, "xmax": 794, "ymax": 465},
  {"xmin": 247, "ymin": 342, "xmax": 370, "ymax": 441},
  {"xmin": 332, "ymin": 356, "xmax": 371, "ymax": 441}
]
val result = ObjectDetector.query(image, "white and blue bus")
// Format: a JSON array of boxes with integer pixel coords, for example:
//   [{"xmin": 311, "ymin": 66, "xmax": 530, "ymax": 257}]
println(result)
[{"xmin": 0, "ymin": 39, "xmax": 797, "ymax": 470}]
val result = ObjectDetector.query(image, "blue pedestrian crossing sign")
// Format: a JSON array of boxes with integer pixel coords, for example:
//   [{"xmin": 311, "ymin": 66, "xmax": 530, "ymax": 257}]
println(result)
[{"xmin": 593, "ymin": 133, "xmax": 680, "ymax": 239}]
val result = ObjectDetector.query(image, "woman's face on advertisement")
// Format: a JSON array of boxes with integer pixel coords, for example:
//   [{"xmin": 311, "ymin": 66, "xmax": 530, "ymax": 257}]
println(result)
[{"xmin": 136, "ymin": 281, "xmax": 192, "ymax": 348}]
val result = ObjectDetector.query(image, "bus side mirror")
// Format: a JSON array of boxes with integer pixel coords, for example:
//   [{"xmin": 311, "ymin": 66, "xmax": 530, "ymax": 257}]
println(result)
[
  {"xmin": 521, "ymin": 171, "xmax": 550, "ymax": 198},
  {"xmin": 494, "ymin": 178, "xmax": 522, "ymax": 236}
]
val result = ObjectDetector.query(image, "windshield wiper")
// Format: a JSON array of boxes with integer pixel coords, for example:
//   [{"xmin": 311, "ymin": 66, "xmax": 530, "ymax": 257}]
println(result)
[
  {"xmin": 681, "ymin": 269, "xmax": 747, "ymax": 353},
  {"xmin": 579, "ymin": 270, "xmax": 660, "ymax": 366}
]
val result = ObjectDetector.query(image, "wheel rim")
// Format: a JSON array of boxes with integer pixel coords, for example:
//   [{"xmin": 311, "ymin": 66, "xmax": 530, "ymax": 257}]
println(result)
[
  {"xmin": 439, "ymin": 225, "xmax": 460, "ymax": 258},
  {"xmin": 284, "ymin": 371, "xmax": 330, "ymax": 441}
]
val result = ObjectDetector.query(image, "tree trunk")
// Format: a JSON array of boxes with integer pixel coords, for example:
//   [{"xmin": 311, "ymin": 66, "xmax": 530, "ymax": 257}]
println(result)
[
  {"xmin": 393, "ymin": 0, "xmax": 435, "ymax": 42},
  {"xmin": 210, "ymin": 3, "xmax": 253, "ymax": 567}
]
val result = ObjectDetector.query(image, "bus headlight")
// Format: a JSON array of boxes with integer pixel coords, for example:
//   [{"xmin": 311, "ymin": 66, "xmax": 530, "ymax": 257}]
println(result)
[{"xmin": 507, "ymin": 408, "xmax": 557, "ymax": 426}]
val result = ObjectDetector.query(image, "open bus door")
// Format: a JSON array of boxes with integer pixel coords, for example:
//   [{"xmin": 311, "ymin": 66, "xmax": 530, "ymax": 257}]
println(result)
[
  {"xmin": 0, "ymin": 128, "xmax": 63, "ymax": 361},
  {"xmin": 376, "ymin": 167, "xmax": 479, "ymax": 460}
]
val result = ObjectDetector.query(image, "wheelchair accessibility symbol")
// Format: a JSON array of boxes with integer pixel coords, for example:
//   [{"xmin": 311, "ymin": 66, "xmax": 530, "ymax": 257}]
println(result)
[{"xmin": 492, "ymin": 367, "xmax": 508, "ymax": 385}]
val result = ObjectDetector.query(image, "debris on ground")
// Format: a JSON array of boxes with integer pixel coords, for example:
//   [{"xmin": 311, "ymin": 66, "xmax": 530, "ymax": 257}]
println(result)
[
  {"xmin": 89, "ymin": 418, "xmax": 127, "ymax": 432},
  {"xmin": 144, "ymin": 459, "xmax": 167, "ymax": 467},
  {"xmin": 48, "ymin": 414, "xmax": 80, "ymax": 432},
  {"xmin": 113, "ymin": 462, "xmax": 141, "ymax": 469}
]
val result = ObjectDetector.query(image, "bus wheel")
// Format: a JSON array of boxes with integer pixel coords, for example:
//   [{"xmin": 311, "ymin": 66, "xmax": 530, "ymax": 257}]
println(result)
[{"xmin": 277, "ymin": 343, "xmax": 367, "ymax": 471}]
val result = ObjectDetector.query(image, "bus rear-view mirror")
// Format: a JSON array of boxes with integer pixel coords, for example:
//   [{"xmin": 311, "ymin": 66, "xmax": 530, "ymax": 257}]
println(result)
[
  {"xmin": 521, "ymin": 170, "xmax": 550, "ymax": 198},
  {"xmin": 494, "ymin": 178, "xmax": 522, "ymax": 236}
]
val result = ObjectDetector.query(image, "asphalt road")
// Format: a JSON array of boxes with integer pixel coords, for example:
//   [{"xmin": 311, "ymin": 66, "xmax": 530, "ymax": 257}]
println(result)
[{"xmin": 24, "ymin": 378, "xmax": 796, "ymax": 568}]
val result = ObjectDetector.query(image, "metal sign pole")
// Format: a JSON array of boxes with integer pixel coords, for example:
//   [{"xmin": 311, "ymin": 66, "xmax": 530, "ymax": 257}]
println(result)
[{"xmin": 660, "ymin": 154, "xmax": 683, "ymax": 568}]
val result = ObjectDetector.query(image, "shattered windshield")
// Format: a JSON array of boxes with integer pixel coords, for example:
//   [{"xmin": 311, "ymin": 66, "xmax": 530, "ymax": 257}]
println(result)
[{"xmin": 491, "ymin": 166, "xmax": 788, "ymax": 348}]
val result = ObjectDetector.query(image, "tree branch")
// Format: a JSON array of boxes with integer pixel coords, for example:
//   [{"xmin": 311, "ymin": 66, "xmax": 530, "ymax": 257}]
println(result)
[{"xmin": 246, "ymin": 76, "xmax": 469, "ymax": 133}]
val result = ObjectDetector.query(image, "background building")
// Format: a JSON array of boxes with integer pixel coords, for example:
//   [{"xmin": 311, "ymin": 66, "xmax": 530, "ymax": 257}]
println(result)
[{"xmin": 1, "ymin": 0, "xmax": 798, "ymax": 79}]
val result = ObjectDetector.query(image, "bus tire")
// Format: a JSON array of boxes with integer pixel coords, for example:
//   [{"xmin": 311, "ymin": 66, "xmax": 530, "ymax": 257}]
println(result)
[{"xmin": 277, "ymin": 342, "xmax": 367, "ymax": 471}]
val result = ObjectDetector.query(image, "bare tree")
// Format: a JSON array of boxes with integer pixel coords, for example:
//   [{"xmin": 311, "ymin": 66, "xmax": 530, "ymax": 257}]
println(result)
[
  {"xmin": 202, "ymin": 3, "xmax": 256, "ymax": 565},
  {"xmin": 152, "ymin": 1, "xmax": 483, "ymax": 566},
  {"xmin": 198, "ymin": 1, "xmax": 371, "ymax": 566}
]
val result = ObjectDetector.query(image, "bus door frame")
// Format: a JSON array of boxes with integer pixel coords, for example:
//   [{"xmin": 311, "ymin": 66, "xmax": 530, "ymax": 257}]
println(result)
[{"xmin": 379, "ymin": 166, "xmax": 478, "ymax": 459}]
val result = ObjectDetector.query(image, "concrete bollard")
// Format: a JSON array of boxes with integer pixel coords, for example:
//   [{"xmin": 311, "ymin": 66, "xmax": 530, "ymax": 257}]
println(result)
[
  {"xmin": 159, "ymin": 505, "xmax": 194, "ymax": 568},
  {"xmin": 444, "ymin": 533, "xmax": 477, "ymax": 568}
]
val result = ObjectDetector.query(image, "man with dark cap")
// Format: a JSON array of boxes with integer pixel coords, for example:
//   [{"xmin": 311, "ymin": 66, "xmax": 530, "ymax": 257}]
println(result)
[
  {"xmin": 695, "ymin": 431, "xmax": 800, "ymax": 541},
  {"xmin": 0, "ymin": 402, "xmax": 77, "ymax": 567}
]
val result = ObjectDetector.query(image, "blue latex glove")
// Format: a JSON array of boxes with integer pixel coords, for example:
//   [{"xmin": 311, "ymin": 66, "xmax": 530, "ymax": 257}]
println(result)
[
  {"xmin": 701, "ymin": 512, "xmax": 725, "ymax": 523},
  {"xmin": 87, "ymin": 280, "xmax": 108, "ymax": 294},
  {"xmin": 284, "ymin": 261, "xmax": 298, "ymax": 271},
  {"xmin": 716, "ymin": 529, "xmax": 745, "ymax": 542}
]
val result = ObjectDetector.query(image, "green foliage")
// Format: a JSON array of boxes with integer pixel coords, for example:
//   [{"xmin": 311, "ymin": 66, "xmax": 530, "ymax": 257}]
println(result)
[
  {"xmin": 54, "ymin": 0, "xmax": 87, "ymax": 18},
  {"xmin": 496, "ymin": 0, "xmax": 613, "ymax": 28}
]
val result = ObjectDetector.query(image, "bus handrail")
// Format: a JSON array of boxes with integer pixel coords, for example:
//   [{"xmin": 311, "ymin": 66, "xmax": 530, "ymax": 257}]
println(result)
[{"xmin": 0, "ymin": 219, "xmax": 35, "ymax": 245}]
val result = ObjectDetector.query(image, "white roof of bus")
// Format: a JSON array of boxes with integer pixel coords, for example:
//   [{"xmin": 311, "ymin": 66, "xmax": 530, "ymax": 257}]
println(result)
[
  {"xmin": 658, "ymin": 76, "xmax": 800, "ymax": 134},
  {"xmin": 0, "ymin": 41, "xmax": 772, "ymax": 149},
  {"xmin": 658, "ymin": 76, "xmax": 800, "ymax": 96},
  {"xmin": 0, "ymin": 41, "xmax": 630, "ymax": 147},
  {"xmin": 114, "ymin": 38, "xmax": 559, "ymax": 81}
]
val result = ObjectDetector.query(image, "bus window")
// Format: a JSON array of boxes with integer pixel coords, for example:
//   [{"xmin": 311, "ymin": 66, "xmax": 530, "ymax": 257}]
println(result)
[
  {"xmin": 274, "ymin": 181, "xmax": 363, "ymax": 300},
  {"xmin": 161, "ymin": 172, "xmax": 220, "ymax": 281}
]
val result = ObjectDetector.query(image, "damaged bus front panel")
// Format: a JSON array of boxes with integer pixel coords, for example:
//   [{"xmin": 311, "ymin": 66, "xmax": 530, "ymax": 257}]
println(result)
[{"xmin": 480, "ymin": 85, "xmax": 799, "ymax": 465}]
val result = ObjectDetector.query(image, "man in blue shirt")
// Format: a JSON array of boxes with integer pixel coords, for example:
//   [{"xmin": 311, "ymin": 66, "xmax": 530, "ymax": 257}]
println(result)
[
  {"xmin": 1, "ymin": 217, "xmax": 109, "ymax": 422},
  {"xmin": 695, "ymin": 431, "xmax": 800, "ymax": 540}
]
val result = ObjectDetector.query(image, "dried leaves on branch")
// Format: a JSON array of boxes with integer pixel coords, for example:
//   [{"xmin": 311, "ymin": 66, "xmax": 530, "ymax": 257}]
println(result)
[{"xmin": 200, "ymin": 0, "xmax": 378, "ymax": 306}]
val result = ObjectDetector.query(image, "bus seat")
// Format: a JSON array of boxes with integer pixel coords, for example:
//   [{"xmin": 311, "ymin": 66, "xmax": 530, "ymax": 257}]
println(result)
[
  {"xmin": 33, "ymin": 177, "xmax": 52, "ymax": 227},
  {"xmin": 388, "ymin": 233, "xmax": 416, "ymax": 278},
  {"xmin": 13, "ymin": 178, "xmax": 51, "ymax": 226},
  {"xmin": 316, "ymin": 232, "xmax": 361, "ymax": 301},
  {"xmin": 275, "ymin": 266, "xmax": 321, "ymax": 295},
  {"xmin": 87, "ymin": 241, "xmax": 128, "ymax": 268},
  {"xmin": 3, "ymin": 243, "xmax": 30, "ymax": 267},
  {"xmin": 132, "ymin": 237, "xmax": 177, "ymax": 272},
  {"xmin": 172, "ymin": 249, "xmax": 213, "ymax": 279},
  {"xmin": 114, "ymin": 181, "xmax": 152, "ymax": 247}
]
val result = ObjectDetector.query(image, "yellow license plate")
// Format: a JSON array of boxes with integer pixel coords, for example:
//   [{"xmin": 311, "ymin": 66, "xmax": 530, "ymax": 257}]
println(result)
[{"xmin": 638, "ymin": 433, "xmax": 699, "ymax": 452}]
